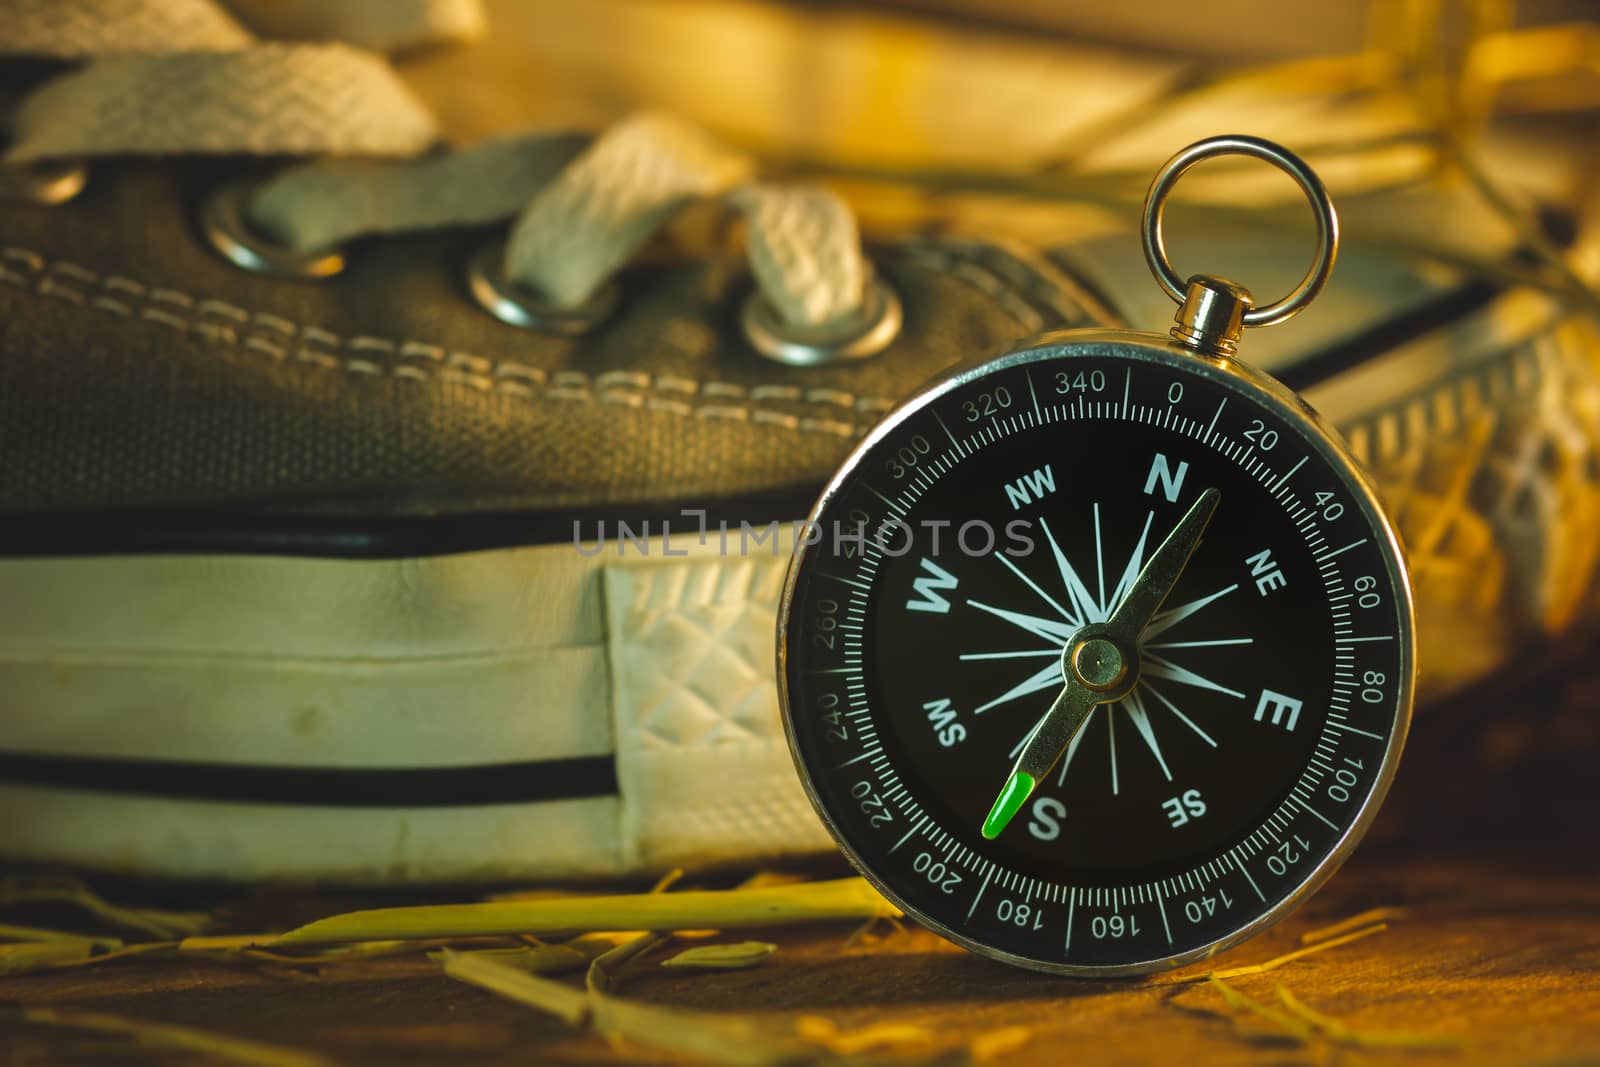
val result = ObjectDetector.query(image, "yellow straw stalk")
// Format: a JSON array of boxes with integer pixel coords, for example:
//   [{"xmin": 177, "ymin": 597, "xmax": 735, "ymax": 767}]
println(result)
[{"xmin": 272, "ymin": 878, "xmax": 896, "ymax": 946}]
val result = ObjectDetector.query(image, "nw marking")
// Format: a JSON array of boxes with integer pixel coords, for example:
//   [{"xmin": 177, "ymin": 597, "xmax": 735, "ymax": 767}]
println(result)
[{"xmin": 1005, "ymin": 464, "xmax": 1057, "ymax": 510}]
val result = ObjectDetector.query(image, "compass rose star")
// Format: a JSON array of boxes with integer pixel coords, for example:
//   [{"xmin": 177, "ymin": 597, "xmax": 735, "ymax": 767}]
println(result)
[{"xmin": 965, "ymin": 502, "xmax": 1250, "ymax": 797}]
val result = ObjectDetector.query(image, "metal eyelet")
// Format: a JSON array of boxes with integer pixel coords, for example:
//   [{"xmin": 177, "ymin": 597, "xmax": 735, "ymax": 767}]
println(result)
[
  {"xmin": 466, "ymin": 242, "xmax": 619, "ymax": 335},
  {"xmin": 0, "ymin": 122, "xmax": 87, "ymax": 206},
  {"xmin": 0, "ymin": 156, "xmax": 87, "ymax": 205},
  {"xmin": 201, "ymin": 182, "xmax": 345, "ymax": 279},
  {"xmin": 742, "ymin": 274, "xmax": 903, "ymax": 367}
]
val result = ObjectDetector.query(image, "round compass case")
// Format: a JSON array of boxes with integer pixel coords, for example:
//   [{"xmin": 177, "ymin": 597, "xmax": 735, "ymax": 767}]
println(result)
[{"xmin": 778, "ymin": 137, "xmax": 1415, "ymax": 975}]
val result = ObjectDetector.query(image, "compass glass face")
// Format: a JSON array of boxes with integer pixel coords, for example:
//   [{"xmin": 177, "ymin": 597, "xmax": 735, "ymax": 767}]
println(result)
[{"xmin": 781, "ymin": 337, "xmax": 1412, "ymax": 974}]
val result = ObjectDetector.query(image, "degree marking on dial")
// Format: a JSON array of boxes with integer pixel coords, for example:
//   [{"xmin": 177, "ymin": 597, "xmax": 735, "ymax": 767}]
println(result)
[
  {"xmin": 1204, "ymin": 397, "xmax": 1227, "ymax": 443},
  {"xmin": 1025, "ymin": 369, "xmax": 1042, "ymax": 420},
  {"xmin": 968, "ymin": 866, "xmax": 995, "ymax": 921},
  {"xmin": 1239, "ymin": 860, "xmax": 1267, "ymax": 903},
  {"xmin": 1336, "ymin": 634, "xmax": 1394, "ymax": 644},
  {"xmin": 1327, "ymin": 717, "xmax": 1385, "ymax": 741},
  {"xmin": 1273, "ymin": 455, "xmax": 1309, "ymax": 491},
  {"xmin": 1297, "ymin": 797, "xmax": 1340, "ymax": 831},
  {"xmin": 1317, "ymin": 537, "xmax": 1370, "ymax": 563},
  {"xmin": 837, "ymin": 749, "xmax": 878, "ymax": 769},
  {"xmin": 863, "ymin": 481, "xmax": 907, "ymax": 518},
  {"xmin": 1157, "ymin": 884, "xmax": 1173, "ymax": 946}
]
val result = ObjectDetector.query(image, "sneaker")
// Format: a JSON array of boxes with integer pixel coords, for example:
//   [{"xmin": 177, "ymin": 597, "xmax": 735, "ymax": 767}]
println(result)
[{"xmin": 1, "ymin": 1, "xmax": 1595, "ymax": 883}]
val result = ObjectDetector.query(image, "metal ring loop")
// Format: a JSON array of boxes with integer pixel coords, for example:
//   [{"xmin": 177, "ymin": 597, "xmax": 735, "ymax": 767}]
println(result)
[
  {"xmin": 466, "ymin": 242, "xmax": 619, "ymax": 335},
  {"xmin": 201, "ymin": 182, "xmax": 345, "ymax": 279},
  {"xmin": 1142, "ymin": 134, "xmax": 1338, "ymax": 329},
  {"xmin": 742, "ymin": 275, "xmax": 903, "ymax": 367}
]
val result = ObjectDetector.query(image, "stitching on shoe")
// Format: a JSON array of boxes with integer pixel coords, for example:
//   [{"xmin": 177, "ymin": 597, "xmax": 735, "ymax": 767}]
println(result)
[{"xmin": 0, "ymin": 241, "xmax": 1064, "ymax": 434}]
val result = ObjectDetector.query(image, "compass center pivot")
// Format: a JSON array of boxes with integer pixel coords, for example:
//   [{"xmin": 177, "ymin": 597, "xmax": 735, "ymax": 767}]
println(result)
[{"xmin": 1068, "ymin": 634, "xmax": 1133, "ymax": 695}]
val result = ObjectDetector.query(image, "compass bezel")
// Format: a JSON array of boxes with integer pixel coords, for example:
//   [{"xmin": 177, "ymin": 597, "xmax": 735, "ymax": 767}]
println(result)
[{"xmin": 777, "ymin": 329, "xmax": 1416, "ymax": 977}]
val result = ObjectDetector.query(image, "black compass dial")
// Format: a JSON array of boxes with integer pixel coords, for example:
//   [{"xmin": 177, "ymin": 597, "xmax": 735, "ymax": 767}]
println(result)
[{"xmin": 780, "ymin": 337, "xmax": 1413, "ymax": 975}]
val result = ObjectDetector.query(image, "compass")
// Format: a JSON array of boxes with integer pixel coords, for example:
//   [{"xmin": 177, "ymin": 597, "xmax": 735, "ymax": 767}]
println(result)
[{"xmin": 777, "ymin": 136, "xmax": 1415, "ymax": 976}]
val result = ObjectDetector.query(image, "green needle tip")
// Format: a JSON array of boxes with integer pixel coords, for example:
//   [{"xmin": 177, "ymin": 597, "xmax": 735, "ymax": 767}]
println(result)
[{"xmin": 981, "ymin": 771, "xmax": 1036, "ymax": 840}]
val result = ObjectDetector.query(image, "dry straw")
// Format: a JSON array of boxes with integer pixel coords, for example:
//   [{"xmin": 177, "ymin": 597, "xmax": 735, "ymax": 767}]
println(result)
[
  {"xmin": 660, "ymin": 941, "xmax": 778, "ymax": 970},
  {"xmin": 273, "ymin": 877, "xmax": 897, "ymax": 945},
  {"xmin": 20, "ymin": 1007, "xmax": 335, "ymax": 1067}
]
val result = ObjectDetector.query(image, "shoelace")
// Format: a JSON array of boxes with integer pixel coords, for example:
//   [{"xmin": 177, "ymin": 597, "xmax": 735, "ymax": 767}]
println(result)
[{"xmin": 0, "ymin": 0, "xmax": 897, "ymax": 361}]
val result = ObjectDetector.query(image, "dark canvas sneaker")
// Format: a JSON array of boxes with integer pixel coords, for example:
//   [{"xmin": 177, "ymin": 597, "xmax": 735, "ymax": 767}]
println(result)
[{"xmin": 1, "ymin": 1, "xmax": 1596, "ymax": 883}]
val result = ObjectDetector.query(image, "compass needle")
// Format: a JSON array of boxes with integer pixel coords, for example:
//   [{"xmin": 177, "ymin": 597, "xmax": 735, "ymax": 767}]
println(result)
[
  {"xmin": 779, "ymin": 136, "xmax": 1414, "ymax": 975},
  {"xmin": 982, "ymin": 771, "xmax": 1036, "ymax": 840},
  {"xmin": 982, "ymin": 490, "xmax": 1217, "ymax": 839}
]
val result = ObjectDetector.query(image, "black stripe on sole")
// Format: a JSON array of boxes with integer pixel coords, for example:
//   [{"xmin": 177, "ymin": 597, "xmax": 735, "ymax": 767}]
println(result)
[
  {"xmin": 0, "ymin": 751, "xmax": 619, "ymax": 807},
  {"xmin": 0, "ymin": 486, "xmax": 824, "ymax": 559}
]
